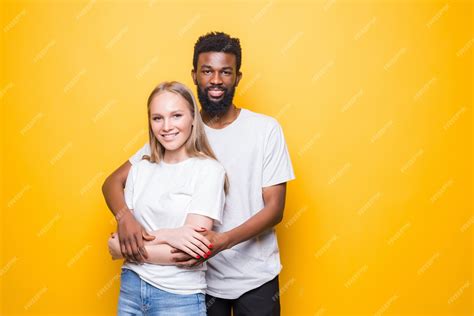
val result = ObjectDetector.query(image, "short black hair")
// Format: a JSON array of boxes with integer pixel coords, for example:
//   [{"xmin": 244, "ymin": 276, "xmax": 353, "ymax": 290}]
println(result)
[{"xmin": 193, "ymin": 32, "xmax": 242, "ymax": 72}]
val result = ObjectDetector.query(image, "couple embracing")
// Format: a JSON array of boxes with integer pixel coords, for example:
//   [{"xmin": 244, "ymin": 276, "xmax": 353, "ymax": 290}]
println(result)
[{"xmin": 103, "ymin": 32, "xmax": 295, "ymax": 316}]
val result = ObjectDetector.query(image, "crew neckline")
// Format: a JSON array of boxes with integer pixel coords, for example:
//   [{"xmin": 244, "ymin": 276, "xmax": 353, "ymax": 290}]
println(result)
[
  {"xmin": 160, "ymin": 157, "xmax": 196, "ymax": 166},
  {"xmin": 204, "ymin": 108, "xmax": 246, "ymax": 132}
]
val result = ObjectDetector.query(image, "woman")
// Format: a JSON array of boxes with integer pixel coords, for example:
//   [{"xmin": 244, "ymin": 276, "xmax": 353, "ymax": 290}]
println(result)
[{"xmin": 107, "ymin": 81, "xmax": 227, "ymax": 315}]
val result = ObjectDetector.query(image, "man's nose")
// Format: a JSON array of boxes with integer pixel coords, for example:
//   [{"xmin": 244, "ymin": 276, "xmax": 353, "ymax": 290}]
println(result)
[{"xmin": 210, "ymin": 71, "xmax": 223, "ymax": 85}]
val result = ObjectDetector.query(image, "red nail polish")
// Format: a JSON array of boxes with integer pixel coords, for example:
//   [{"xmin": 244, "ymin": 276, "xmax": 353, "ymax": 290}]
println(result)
[
  {"xmin": 207, "ymin": 251, "xmax": 212, "ymax": 256},
  {"xmin": 196, "ymin": 255, "xmax": 200, "ymax": 259},
  {"xmin": 208, "ymin": 244, "xmax": 213, "ymax": 249},
  {"xmin": 203, "ymin": 254, "xmax": 208, "ymax": 258}
]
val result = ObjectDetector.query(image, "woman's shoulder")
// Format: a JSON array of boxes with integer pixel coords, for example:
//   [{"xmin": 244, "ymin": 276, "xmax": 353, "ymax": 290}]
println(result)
[
  {"xmin": 135, "ymin": 157, "xmax": 153, "ymax": 166},
  {"xmin": 131, "ymin": 158, "xmax": 155, "ymax": 173}
]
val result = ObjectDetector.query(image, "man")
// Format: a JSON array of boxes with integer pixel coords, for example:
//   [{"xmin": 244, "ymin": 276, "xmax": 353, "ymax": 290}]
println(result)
[{"xmin": 102, "ymin": 32, "xmax": 295, "ymax": 315}]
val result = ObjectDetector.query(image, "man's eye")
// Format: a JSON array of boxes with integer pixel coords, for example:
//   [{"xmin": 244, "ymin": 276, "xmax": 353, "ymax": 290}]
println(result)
[
  {"xmin": 202, "ymin": 70, "xmax": 211, "ymax": 74},
  {"xmin": 223, "ymin": 71, "xmax": 231, "ymax": 75}
]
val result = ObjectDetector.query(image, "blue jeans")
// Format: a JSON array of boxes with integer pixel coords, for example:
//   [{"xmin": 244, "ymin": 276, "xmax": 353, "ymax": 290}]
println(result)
[{"xmin": 117, "ymin": 268, "xmax": 206, "ymax": 316}]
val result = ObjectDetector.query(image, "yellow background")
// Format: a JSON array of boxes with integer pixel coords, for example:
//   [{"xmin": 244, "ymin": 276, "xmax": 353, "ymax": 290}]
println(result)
[{"xmin": 1, "ymin": 0, "xmax": 472, "ymax": 315}]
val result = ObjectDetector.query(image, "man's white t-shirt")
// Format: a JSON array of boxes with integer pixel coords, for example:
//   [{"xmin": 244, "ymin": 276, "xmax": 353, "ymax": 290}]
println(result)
[
  {"xmin": 123, "ymin": 157, "xmax": 226, "ymax": 295},
  {"xmin": 129, "ymin": 108, "xmax": 295, "ymax": 299}
]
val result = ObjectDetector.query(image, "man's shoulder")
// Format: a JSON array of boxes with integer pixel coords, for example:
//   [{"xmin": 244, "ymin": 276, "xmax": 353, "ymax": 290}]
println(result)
[{"xmin": 240, "ymin": 108, "xmax": 280, "ymax": 130}]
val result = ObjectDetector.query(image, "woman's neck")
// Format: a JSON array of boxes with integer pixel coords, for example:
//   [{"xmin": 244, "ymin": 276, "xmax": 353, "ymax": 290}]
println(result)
[{"xmin": 163, "ymin": 149, "xmax": 190, "ymax": 164}]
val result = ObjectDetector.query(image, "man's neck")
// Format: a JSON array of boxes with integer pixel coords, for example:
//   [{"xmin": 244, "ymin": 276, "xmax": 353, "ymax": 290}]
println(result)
[{"xmin": 201, "ymin": 104, "xmax": 241, "ymax": 129}]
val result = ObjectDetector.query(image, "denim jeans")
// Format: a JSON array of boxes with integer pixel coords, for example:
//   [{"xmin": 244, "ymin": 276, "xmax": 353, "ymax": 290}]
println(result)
[{"xmin": 117, "ymin": 268, "xmax": 206, "ymax": 316}]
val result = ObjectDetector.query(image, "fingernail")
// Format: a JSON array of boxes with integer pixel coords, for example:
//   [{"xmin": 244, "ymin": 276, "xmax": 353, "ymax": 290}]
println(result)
[
  {"xmin": 204, "ymin": 254, "xmax": 208, "ymax": 258},
  {"xmin": 207, "ymin": 251, "xmax": 212, "ymax": 256},
  {"xmin": 196, "ymin": 255, "xmax": 200, "ymax": 259},
  {"xmin": 208, "ymin": 244, "xmax": 213, "ymax": 249}
]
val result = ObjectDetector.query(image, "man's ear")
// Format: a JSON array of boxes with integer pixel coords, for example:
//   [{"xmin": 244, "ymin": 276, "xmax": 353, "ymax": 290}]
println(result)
[
  {"xmin": 191, "ymin": 69, "xmax": 198, "ymax": 85},
  {"xmin": 235, "ymin": 71, "xmax": 243, "ymax": 87}
]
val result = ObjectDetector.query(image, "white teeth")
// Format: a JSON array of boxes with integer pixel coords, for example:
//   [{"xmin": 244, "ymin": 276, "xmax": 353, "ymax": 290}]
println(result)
[{"xmin": 161, "ymin": 132, "xmax": 179, "ymax": 138}]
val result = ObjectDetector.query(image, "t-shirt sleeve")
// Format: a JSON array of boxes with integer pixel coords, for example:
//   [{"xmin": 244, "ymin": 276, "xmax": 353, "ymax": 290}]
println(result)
[
  {"xmin": 124, "ymin": 164, "xmax": 137, "ymax": 210},
  {"xmin": 262, "ymin": 120, "xmax": 296, "ymax": 187},
  {"xmin": 188, "ymin": 161, "xmax": 226, "ymax": 225},
  {"xmin": 129, "ymin": 143, "xmax": 151, "ymax": 165}
]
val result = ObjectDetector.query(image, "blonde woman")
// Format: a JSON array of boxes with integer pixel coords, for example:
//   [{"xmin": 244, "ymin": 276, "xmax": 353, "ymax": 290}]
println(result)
[{"xmin": 108, "ymin": 81, "xmax": 227, "ymax": 315}]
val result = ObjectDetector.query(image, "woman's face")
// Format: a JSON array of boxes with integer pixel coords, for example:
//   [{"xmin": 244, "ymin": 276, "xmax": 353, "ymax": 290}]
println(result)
[{"xmin": 149, "ymin": 91, "xmax": 194, "ymax": 154}]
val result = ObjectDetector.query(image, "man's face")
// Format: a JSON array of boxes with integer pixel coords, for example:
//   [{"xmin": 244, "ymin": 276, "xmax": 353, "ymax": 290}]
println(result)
[{"xmin": 192, "ymin": 52, "xmax": 242, "ymax": 117}]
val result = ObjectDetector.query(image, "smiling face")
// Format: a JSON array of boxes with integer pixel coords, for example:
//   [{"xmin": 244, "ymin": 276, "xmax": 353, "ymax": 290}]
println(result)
[
  {"xmin": 149, "ymin": 91, "xmax": 194, "ymax": 156},
  {"xmin": 192, "ymin": 52, "xmax": 242, "ymax": 117}
]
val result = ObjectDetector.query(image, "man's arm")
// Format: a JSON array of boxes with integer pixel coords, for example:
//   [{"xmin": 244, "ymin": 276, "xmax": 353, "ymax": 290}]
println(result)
[
  {"xmin": 181, "ymin": 183, "xmax": 287, "ymax": 266},
  {"xmin": 102, "ymin": 160, "xmax": 155, "ymax": 263},
  {"xmin": 225, "ymin": 183, "xmax": 286, "ymax": 248}
]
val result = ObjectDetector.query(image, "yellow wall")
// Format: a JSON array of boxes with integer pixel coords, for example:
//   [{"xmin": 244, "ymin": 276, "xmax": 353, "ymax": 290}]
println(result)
[{"xmin": 1, "ymin": 0, "xmax": 472, "ymax": 315}]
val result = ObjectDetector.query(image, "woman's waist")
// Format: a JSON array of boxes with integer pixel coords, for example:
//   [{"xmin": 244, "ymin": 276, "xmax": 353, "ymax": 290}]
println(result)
[
  {"xmin": 122, "ymin": 263, "xmax": 207, "ymax": 293},
  {"xmin": 123, "ymin": 262, "xmax": 206, "ymax": 281}
]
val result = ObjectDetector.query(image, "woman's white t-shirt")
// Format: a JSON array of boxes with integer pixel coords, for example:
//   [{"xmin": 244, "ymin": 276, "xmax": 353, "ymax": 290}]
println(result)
[{"xmin": 122, "ymin": 157, "xmax": 226, "ymax": 295}]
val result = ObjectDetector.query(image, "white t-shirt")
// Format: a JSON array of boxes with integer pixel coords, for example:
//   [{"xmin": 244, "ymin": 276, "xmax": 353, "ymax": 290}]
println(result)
[
  {"xmin": 129, "ymin": 108, "xmax": 295, "ymax": 299},
  {"xmin": 122, "ymin": 157, "xmax": 226, "ymax": 295}
]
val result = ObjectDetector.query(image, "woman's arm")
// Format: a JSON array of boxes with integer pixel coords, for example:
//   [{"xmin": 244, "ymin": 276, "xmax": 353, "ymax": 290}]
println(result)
[
  {"xmin": 141, "ymin": 212, "xmax": 214, "ymax": 259},
  {"xmin": 108, "ymin": 213, "xmax": 214, "ymax": 264},
  {"xmin": 108, "ymin": 233, "xmax": 191, "ymax": 265}
]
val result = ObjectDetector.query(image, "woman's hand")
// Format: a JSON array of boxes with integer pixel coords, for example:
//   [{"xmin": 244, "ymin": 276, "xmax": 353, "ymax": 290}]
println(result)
[
  {"xmin": 160, "ymin": 225, "xmax": 212, "ymax": 259},
  {"xmin": 108, "ymin": 233, "xmax": 124, "ymax": 260},
  {"xmin": 170, "ymin": 228, "xmax": 229, "ymax": 267}
]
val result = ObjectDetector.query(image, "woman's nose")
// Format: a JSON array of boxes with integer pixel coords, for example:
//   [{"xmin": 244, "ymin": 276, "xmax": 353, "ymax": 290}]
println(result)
[{"xmin": 162, "ymin": 119, "xmax": 172, "ymax": 131}]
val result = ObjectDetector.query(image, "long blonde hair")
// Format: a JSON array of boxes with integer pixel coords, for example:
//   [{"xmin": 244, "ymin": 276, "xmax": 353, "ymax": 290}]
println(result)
[{"xmin": 143, "ymin": 81, "xmax": 228, "ymax": 192}]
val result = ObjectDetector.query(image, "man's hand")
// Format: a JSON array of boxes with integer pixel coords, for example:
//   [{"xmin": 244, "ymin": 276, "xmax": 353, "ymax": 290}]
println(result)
[
  {"xmin": 201, "ymin": 229, "xmax": 229, "ymax": 257},
  {"xmin": 117, "ymin": 210, "xmax": 155, "ymax": 263}
]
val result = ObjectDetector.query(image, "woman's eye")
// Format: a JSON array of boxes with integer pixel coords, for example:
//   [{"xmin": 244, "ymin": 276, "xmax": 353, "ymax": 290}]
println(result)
[
  {"xmin": 173, "ymin": 114, "xmax": 182, "ymax": 118},
  {"xmin": 153, "ymin": 117, "xmax": 162, "ymax": 121}
]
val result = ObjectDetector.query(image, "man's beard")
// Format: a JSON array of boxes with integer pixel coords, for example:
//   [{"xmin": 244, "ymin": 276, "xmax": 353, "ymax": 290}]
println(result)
[{"xmin": 197, "ymin": 85, "xmax": 236, "ymax": 117}]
